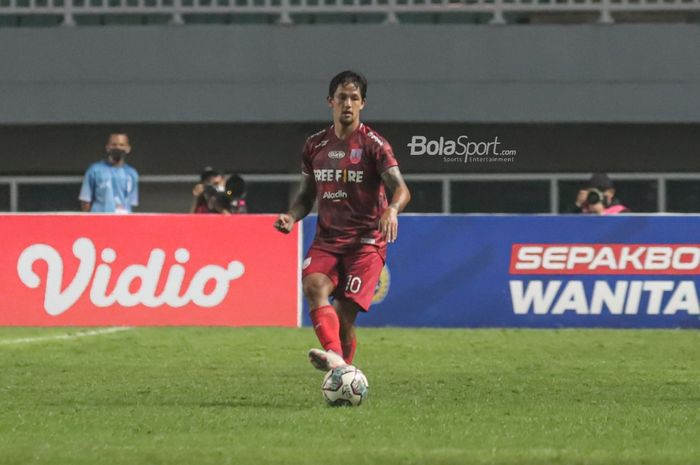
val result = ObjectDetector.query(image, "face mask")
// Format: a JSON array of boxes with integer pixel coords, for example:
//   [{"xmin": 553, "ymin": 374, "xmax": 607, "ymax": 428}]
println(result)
[{"xmin": 107, "ymin": 149, "xmax": 127, "ymax": 163}]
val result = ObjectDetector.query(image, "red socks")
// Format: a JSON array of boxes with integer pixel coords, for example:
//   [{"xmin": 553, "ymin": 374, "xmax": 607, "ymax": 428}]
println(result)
[
  {"xmin": 341, "ymin": 337, "xmax": 356, "ymax": 364},
  {"xmin": 309, "ymin": 305, "xmax": 342, "ymax": 355},
  {"xmin": 310, "ymin": 305, "xmax": 358, "ymax": 364}
]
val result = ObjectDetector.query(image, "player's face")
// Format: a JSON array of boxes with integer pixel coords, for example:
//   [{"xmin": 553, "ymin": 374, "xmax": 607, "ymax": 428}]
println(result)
[
  {"xmin": 105, "ymin": 134, "xmax": 131, "ymax": 155},
  {"xmin": 328, "ymin": 82, "xmax": 365, "ymax": 128}
]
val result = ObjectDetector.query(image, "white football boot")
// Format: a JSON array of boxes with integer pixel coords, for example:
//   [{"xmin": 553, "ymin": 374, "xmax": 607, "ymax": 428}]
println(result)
[{"xmin": 308, "ymin": 348, "xmax": 347, "ymax": 371}]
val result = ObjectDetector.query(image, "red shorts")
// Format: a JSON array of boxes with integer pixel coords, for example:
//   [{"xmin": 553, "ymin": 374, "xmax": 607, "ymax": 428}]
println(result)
[{"xmin": 302, "ymin": 246, "xmax": 385, "ymax": 311}]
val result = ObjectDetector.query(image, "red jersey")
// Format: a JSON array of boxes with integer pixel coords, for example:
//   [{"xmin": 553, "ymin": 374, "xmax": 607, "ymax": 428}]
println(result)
[{"xmin": 302, "ymin": 123, "xmax": 398, "ymax": 253}]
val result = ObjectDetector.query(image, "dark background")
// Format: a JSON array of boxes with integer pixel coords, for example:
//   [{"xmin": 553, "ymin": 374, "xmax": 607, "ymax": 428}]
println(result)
[{"xmin": 1, "ymin": 123, "xmax": 698, "ymax": 175}]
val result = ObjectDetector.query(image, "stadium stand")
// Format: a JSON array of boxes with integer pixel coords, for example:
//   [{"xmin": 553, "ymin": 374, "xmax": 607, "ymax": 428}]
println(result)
[{"xmin": 1, "ymin": 0, "xmax": 700, "ymax": 26}]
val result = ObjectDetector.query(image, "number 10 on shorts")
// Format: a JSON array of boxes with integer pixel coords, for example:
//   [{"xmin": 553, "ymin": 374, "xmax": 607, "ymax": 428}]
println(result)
[{"xmin": 345, "ymin": 275, "xmax": 363, "ymax": 294}]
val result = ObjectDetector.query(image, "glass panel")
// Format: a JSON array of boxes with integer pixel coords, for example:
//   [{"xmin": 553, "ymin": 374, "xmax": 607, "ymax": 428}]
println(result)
[
  {"xmin": 667, "ymin": 180, "xmax": 700, "ymax": 213},
  {"xmin": 0, "ymin": 183, "xmax": 9, "ymax": 211},
  {"xmin": 18, "ymin": 183, "xmax": 82, "ymax": 212},
  {"xmin": 404, "ymin": 181, "xmax": 442, "ymax": 213},
  {"xmin": 245, "ymin": 182, "xmax": 294, "ymax": 213},
  {"xmin": 137, "ymin": 182, "xmax": 193, "ymax": 213},
  {"xmin": 613, "ymin": 180, "xmax": 657, "ymax": 213}
]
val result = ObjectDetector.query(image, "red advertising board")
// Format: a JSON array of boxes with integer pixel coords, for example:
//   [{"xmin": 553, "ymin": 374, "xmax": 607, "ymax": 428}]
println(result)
[{"xmin": 0, "ymin": 215, "xmax": 300, "ymax": 326}]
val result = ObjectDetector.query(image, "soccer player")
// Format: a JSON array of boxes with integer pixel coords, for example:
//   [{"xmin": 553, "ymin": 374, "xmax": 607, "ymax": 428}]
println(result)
[
  {"xmin": 79, "ymin": 132, "xmax": 139, "ymax": 213},
  {"xmin": 274, "ymin": 71, "xmax": 411, "ymax": 371}
]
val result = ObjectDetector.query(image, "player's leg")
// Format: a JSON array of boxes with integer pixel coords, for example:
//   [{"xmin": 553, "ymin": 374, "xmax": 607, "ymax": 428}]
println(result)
[
  {"xmin": 334, "ymin": 299, "xmax": 360, "ymax": 364},
  {"xmin": 304, "ymin": 273, "xmax": 346, "ymax": 370},
  {"xmin": 302, "ymin": 248, "xmax": 346, "ymax": 370},
  {"xmin": 337, "ymin": 249, "xmax": 386, "ymax": 364},
  {"xmin": 304, "ymin": 272, "xmax": 341, "ymax": 357}
]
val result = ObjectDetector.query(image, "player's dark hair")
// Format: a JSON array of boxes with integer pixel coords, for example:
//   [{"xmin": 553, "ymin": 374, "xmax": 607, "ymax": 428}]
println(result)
[{"xmin": 328, "ymin": 71, "xmax": 367, "ymax": 100}]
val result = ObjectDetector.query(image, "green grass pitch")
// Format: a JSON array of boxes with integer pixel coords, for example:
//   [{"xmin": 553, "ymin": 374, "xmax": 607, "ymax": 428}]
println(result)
[{"xmin": 1, "ymin": 327, "xmax": 699, "ymax": 465}]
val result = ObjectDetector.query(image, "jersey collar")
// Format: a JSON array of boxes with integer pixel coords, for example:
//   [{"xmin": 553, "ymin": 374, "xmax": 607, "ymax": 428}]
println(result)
[{"xmin": 330, "ymin": 123, "xmax": 363, "ymax": 142}]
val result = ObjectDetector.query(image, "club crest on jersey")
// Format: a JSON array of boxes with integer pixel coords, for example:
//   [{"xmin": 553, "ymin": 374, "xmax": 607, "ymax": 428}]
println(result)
[
  {"xmin": 350, "ymin": 149, "xmax": 363, "ymax": 164},
  {"xmin": 328, "ymin": 150, "xmax": 345, "ymax": 160}
]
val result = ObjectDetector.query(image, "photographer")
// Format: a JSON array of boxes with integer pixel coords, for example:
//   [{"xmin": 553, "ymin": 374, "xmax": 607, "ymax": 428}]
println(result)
[
  {"xmin": 570, "ymin": 173, "xmax": 629, "ymax": 215},
  {"xmin": 190, "ymin": 170, "xmax": 248, "ymax": 215},
  {"xmin": 190, "ymin": 166, "xmax": 225, "ymax": 214}
]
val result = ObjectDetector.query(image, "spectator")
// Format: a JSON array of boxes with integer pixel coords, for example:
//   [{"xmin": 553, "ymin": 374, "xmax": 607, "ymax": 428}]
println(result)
[
  {"xmin": 567, "ymin": 173, "xmax": 629, "ymax": 214},
  {"xmin": 79, "ymin": 132, "xmax": 139, "ymax": 213},
  {"xmin": 190, "ymin": 166, "xmax": 225, "ymax": 214}
]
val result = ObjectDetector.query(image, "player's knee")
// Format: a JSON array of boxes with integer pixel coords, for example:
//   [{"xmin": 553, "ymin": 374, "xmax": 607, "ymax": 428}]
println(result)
[{"xmin": 303, "ymin": 277, "xmax": 331, "ymax": 302}]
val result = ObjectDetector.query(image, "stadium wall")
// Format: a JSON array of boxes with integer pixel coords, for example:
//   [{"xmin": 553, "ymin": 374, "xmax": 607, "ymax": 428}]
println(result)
[
  {"xmin": 1, "ymin": 25, "xmax": 699, "ymax": 124},
  {"xmin": 3, "ymin": 123, "xmax": 700, "ymax": 175},
  {"xmin": 2, "ymin": 24, "xmax": 700, "ymax": 175}
]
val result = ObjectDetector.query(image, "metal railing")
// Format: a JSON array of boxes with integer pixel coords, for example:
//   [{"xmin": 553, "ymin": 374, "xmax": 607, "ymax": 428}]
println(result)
[
  {"xmin": 1, "ymin": 172, "xmax": 699, "ymax": 213},
  {"xmin": 1, "ymin": 0, "xmax": 700, "ymax": 25}
]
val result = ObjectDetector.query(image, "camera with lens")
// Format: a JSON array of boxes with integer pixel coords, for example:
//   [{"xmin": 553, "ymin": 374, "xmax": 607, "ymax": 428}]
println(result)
[
  {"xmin": 224, "ymin": 174, "xmax": 248, "ymax": 214},
  {"xmin": 200, "ymin": 184, "xmax": 229, "ymax": 213},
  {"xmin": 585, "ymin": 188, "xmax": 606, "ymax": 207},
  {"xmin": 570, "ymin": 173, "xmax": 627, "ymax": 215}
]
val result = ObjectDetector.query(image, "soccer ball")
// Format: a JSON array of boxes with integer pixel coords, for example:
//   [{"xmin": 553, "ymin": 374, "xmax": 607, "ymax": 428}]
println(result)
[{"xmin": 321, "ymin": 365, "xmax": 369, "ymax": 407}]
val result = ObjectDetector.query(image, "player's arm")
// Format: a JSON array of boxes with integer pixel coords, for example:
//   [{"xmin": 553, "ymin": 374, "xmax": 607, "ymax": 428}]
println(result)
[
  {"xmin": 274, "ymin": 174, "xmax": 316, "ymax": 234},
  {"xmin": 379, "ymin": 166, "xmax": 411, "ymax": 243},
  {"xmin": 80, "ymin": 201, "xmax": 91, "ymax": 212}
]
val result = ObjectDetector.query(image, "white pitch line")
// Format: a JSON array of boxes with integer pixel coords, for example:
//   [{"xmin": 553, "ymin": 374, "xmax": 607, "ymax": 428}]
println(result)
[{"xmin": 0, "ymin": 327, "xmax": 132, "ymax": 345}]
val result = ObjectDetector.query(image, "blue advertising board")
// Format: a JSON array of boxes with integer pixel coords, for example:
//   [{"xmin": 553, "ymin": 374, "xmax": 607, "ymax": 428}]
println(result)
[{"xmin": 302, "ymin": 215, "xmax": 700, "ymax": 328}]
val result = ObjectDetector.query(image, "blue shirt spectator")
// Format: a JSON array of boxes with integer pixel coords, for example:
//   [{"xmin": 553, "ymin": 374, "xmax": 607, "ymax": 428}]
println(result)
[{"xmin": 79, "ymin": 133, "xmax": 139, "ymax": 213}]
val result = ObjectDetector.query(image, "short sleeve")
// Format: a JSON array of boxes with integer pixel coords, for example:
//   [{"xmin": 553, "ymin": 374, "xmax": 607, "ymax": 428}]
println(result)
[
  {"xmin": 375, "ymin": 140, "xmax": 399, "ymax": 174},
  {"xmin": 301, "ymin": 140, "xmax": 313, "ymax": 176},
  {"xmin": 78, "ymin": 166, "xmax": 94, "ymax": 202}
]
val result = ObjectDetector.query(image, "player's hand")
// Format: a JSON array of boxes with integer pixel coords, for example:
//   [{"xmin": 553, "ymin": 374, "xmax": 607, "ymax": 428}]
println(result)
[
  {"xmin": 274, "ymin": 213, "xmax": 295, "ymax": 234},
  {"xmin": 378, "ymin": 206, "xmax": 399, "ymax": 243}
]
